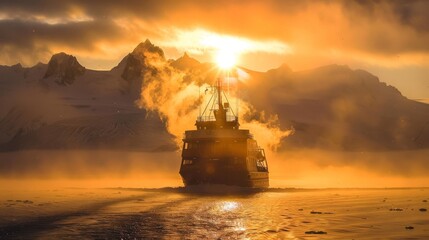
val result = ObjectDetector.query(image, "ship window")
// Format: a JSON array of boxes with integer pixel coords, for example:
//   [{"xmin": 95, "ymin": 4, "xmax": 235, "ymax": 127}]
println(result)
[
  {"xmin": 256, "ymin": 159, "xmax": 268, "ymax": 172},
  {"xmin": 186, "ymin": 142, "xmax": 196, "ymax": 149},
  {"xmin": 183, "ymin": 159, "xmax": 193, "ymax": 165}
]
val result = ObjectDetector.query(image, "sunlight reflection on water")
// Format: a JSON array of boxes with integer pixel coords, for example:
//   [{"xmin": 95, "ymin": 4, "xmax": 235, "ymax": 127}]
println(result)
[
  {"xmin": 220, "ymin": 201, "xmax": 239, "ymax": 212},
  {"xmin": 1, "ymin": 188, "xmax": 428, "ymax": 239}
]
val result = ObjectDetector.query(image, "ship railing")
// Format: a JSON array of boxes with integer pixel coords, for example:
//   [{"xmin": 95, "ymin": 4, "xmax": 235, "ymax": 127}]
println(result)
[
  {"xmin": 248, "ymin": 148, "xmax": 265, "ymax": 157},
  {"xmin": 197, "ymin": 115, "xmax": 237, "ymax": 122},
  {"xmin": 197, "ymin": 116, "xmax": 216, "ymax": 122}
]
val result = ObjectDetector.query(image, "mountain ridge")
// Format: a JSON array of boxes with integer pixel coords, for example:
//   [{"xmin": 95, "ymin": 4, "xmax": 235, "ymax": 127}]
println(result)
[{"xmin": 0, "ymin": 40, "xmax": 428, "ymax": 151}]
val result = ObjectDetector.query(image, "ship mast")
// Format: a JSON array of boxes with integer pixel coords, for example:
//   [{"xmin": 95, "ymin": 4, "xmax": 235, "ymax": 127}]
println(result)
[
  {"xmin": 217, "ymin": 77, "xmax": 222, "ymax": 113},
  {"xmin": 196, "ymin": 73, "xmax": 239, "ymax": 130},
  {"xmin": 214, "ymin": 77, "xmax": 226, "ymax": 124}
]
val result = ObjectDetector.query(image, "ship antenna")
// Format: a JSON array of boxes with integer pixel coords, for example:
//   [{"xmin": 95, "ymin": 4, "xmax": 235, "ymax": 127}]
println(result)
[
  {"xmin": 217, "ymin": 77, "xmax": 223, "ymax": 111},
  {"xmin": 198, "ymin": 85, "xmax": 201, "ymax": 118},
  {"xmin": 236, "ymin": 77, "xmax": 239, "ymax": 121}
]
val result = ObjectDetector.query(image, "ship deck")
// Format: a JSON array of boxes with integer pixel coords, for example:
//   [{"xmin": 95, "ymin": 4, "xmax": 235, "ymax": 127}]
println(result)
[{"xmin": 184, "ymin": 129, "xmax": 251, "ymax": 140}]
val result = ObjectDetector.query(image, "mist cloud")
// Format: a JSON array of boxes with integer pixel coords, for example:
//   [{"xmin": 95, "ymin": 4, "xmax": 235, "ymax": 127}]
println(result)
[{"xmin": 135, "ymin": 50, "xmax": 292, "ymax": 150}]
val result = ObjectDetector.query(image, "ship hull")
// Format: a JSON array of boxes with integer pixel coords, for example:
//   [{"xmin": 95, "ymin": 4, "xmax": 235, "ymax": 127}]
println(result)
[
  {"xmin": 180, "ymin": 167, "xmax": 269, "ymax": 188},
  {"xmin": 180, "ymin": 129, "xmax": 270, "ymax": 189}
]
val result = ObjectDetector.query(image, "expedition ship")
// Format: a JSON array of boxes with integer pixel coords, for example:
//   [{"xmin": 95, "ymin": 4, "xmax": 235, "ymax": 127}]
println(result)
[{"xmin": 179, "ymin": 76, "xmax": 269, "ymax": 188}]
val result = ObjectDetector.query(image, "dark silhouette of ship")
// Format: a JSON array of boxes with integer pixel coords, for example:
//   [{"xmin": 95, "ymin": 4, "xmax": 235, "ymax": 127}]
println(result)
[{"xmin": 180, "ymin": 76, "xmax": 269, "ymax": 188}]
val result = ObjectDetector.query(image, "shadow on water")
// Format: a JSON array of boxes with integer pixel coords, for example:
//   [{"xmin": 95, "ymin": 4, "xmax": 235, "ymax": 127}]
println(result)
[
  {"xmin": 0, "ymin": 193, "xmax": 191, "ymax": 239},
  {"xmin": 112, "ymin": 185, "xmax": 268, "ymax": 197},
  {"xmin": 77, "ymin": 197, "xmax": 192, "ymax": 239},
  {"xmin": 112, "ymin": 186, "xmax": 429, "ymax": 196}
]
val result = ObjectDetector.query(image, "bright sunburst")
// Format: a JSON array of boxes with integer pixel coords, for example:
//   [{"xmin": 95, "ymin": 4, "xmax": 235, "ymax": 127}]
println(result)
[
  {"xmin": 163, "ymin": 29, "xmax": 290, "ymax": 71},
  {"xmin": 215, "ymin": 49, "xmax": 238, "ymax": 70}
]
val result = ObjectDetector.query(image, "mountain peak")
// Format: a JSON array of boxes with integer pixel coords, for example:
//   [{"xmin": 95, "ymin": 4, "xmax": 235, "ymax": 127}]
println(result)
[
  {"xmin": 11, "ymin": 63, "xmax": 23, "ymax": 71},
  {"xmin": 278, "ymin": 63, "xmax": 292, "ymax": 72},
  {"xmin": 48, "ymin": 52, "xmax": 80, "ymax": 65},
  {"xmin": 44, "ymin": 52, "xmax": 85, "ymax": 85},
  {"xmin": 49, "ymin": 52, "xmax": 78, "ymax": 65},
  {"xmin": 32, "ymin": 62, "xmax": 46, "ymax": 68},
  {"xmin": 134, "ymin": 39, "xmax": 153, "ymax": 51},
  {"xmin": 119, "ymin": 40, "xmax": 166, "ymax": 90},
  {"xmin": 266, "ymin": 63, "xmax": 292, "ymax": 75},
  {"xmin": 132, "ymin": 39, "xmax": 165, "ymax": 59},
  {"xmin": 171, "ymin": 52, "xmax": 201, "ymax": 70}
]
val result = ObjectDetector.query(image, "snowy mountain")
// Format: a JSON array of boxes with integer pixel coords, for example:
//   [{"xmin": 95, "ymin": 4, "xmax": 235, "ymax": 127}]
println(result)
[
  {"xmin": 3, "ymin": 111, "xmax": 175, "ymax": 151},
  {"xmin": 246, "ymin": 64, "xmax": 429, "ymax": 150},
  {"xmin": 0, "ymin": 40, "xmax": 428, "ymax": 151},
  {"xmin": 0, "ymin": 40, "xmax": 174, "ymax": 151},
  {"xmin": 43, "ymin": 52, "xmax": 85, "ymax": 85}
]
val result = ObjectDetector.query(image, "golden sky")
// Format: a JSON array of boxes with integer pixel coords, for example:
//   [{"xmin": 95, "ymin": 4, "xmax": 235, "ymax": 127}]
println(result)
[{"xmin": 0, "ymin": 0, "xmax": 428, "ymax": 98}]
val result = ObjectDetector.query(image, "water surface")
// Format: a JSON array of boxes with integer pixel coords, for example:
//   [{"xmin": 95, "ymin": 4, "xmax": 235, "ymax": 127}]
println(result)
[{"xmin": 1, "ymin": 187, "xmax": 428, "ymax": 239}]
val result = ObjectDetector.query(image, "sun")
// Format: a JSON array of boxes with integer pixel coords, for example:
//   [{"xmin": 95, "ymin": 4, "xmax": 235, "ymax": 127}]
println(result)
[{"xmin": 215, "ymin": 49, "xmax": 238, "ymax": 70}]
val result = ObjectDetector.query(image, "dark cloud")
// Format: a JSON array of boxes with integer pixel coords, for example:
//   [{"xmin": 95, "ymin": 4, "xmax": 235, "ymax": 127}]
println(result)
[
  {"xmin": 0, "ymin": 19, "xmax": 124, "ymax": 49},
  {"xmin": 0, "ymin": 0, "xmax": 175, "ymax": 19},
  {"xmin": 338, "ymin": 0, "xmax": 429, "ymax": 54},
  {"xmin": 0, "ymin": 17, "xmax": 128, "ymax": 66},
  {"xmin": 392, "ymin": 0, "xmax": 429, "ymax": 33},
  {"xmin": 344, "ymin": 0, "xmax": 429, "ymax": 33}
]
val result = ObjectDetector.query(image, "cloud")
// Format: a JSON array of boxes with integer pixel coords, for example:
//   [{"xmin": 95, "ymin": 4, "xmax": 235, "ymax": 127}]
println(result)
[
  {"xmin": 0, "ymin": 18, "xmax": 129, "ymax": 66},
  {"xmin": 0, "ymin": 19, "xmax": 123, "ymax": 48},
  {"xmin": 0, "ymin": 0, "xmax": 428, "ymax": 68},
  {"xmin": 159, "ymin": 29, "xmax": 291, "ymax": 56}
]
